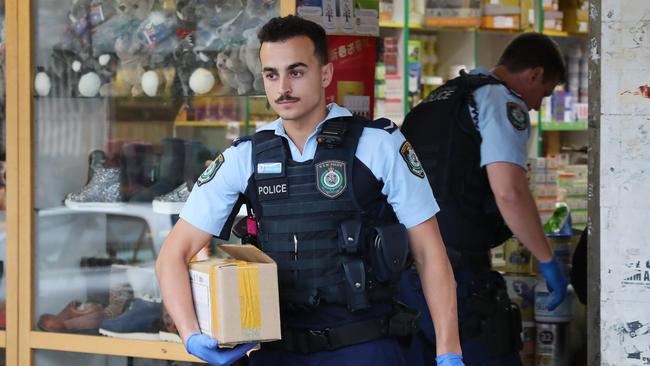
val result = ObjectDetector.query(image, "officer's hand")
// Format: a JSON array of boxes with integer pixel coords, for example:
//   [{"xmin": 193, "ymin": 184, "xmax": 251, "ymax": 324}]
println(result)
[
  {"xmin": 185, "ymin": 333, "xmax": 256, "ymax": 366},
  {"xmin": 539, "ymin": 257, "xmax": 568, "ymax": 311},
  {"xmin": 436, "ymin": 353, "xmax": 464, "ymax": 366}
]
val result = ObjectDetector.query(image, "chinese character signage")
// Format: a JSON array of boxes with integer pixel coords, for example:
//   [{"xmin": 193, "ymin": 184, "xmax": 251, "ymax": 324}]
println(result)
[{"xmin": 325, "ymin": 35, "xmax": 376, "ymax": 119}]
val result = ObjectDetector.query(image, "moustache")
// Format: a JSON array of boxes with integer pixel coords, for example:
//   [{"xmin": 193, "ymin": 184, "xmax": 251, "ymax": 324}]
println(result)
[{"xmin": 275, "ymin": 95, "xmax": 300, "ymax": 103}]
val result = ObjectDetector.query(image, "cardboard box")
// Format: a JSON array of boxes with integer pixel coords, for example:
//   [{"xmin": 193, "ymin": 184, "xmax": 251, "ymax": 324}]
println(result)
[
  {"xmin": 190, "ymin": 244, "xmax": 281, "ymax": 347},
  {"xmin": 564, "ymin": 8, "xmax": 588, "ymax": 33},
  {"xmin": 543, "ymin": 10, "xmax": 564, "ymax": 31},
  {"xmin": 482, "ymin": 14, "xmax": 521, "ymax": 29},
  {"xmin": 482, "ymin": 0, "xmax": 520, "ymax": 7},
  {"xmin": 424, "ymin": 0, "xmax": 481, "ymax": 27}
]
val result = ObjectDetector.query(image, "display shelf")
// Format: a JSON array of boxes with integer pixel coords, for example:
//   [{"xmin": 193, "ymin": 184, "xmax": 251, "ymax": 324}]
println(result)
[
  {"xmin": 542, "ymin": 30, "xmax": 570, "ymax": 37},
  {"xmin": 30, "ymin": 332, "xmax": 199, "ymax": 362},
  {"xmin": 541, "ymin": 121, "xmax": 588, "ymax": 131},
  {"xmin": 175, "ymin": 121, "xmax": 246, "ymax": 127},
  {"xmin": 379, "ymin": 22, "xmax": 405, "ymax": 29}
]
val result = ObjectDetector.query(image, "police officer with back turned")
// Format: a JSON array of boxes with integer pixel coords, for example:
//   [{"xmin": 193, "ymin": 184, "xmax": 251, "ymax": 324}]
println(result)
[
  {"xmin": 156, "ymin": 15, "xmax": 465, "ymax": 366},
  {"xmin": 398, "ymin": 33, "xmax": 569, "ymax": 366}
]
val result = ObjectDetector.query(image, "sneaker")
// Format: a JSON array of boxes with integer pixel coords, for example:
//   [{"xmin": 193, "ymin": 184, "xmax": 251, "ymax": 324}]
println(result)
[
  {"xmin": 152, "ymin": 182, "xmax": 189, "ymax": 214},
  {"xmin": 99, "ymin": 298, "xmax": 162, "ymax": 340},
  {"xmin": 38, "ymin": 300, "xmax": 104, "ymax": 334},
  {"xmin": 158, "ymin": 303, "xmax": 182, "ymax": 343},
  {"xmin": 64, "ymin": 167, "xmax": 124, "ymax": 209}
]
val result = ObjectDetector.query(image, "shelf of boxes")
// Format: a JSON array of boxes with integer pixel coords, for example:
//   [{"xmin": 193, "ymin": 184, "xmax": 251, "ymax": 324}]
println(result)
[{"xmin": 540, "ymin": 121, "xmax": 588, "ymax": 131}]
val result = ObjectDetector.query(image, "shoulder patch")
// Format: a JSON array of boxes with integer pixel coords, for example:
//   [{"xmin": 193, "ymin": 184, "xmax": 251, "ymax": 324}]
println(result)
[
  {"xmin": 197, "ymin": 154, "xmax": 224, "ymax": 187},
  {"xmin": 399, "ymin": 141, "xmax": 425, "ymax": 179},
  {"xmin": 365, "ymin": 117, "xmax": 398, "ymax": 134},
  {"xmin": 507, "ymin": 102, "xmax": 528, "ymax": 131}
]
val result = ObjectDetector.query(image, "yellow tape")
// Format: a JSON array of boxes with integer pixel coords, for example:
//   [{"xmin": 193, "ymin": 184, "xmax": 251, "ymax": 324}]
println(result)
[
  {"xmin": 210, "ymin": 266, "xmax": 218, "ymax": 336},
  {"xmin": 234, "ymin": 261, "xmax": 262, "ymax": 331}
]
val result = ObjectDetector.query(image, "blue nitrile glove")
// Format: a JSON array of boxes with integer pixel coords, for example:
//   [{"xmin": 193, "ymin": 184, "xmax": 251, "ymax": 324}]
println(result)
[
  {"xmin": 539, "ymin": 257, "xmax": 568, "ymax": 311},
  {"xmin": 185, "ymin": 333, "xmax": 256, "ymax": 366},
  {"xmin": 436, "ymin": 353, "xmax": 464, "ymax": 366}
]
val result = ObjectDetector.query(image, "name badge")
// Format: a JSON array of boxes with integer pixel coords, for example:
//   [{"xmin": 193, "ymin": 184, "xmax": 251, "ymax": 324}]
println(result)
[
  {"xmin": 257, "ymin": 162, "xmax": 283, "ymax": 174},
  {"xmin": 257, "ymin": 178, "xmax": 289, "ymax": 201}
]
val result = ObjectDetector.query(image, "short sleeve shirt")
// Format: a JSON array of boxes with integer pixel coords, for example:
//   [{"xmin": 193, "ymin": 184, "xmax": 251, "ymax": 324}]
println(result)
[
  {"xmin": 180, "ymin": 103, "xmax": 439, "ymax": 237},
  {"xmin": 469, "ymin": 67, "xmax": 531, "ymax": 169}
]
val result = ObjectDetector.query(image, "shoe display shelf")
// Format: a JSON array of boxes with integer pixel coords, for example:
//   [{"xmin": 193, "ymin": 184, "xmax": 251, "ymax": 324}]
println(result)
[
  {"xmin": 38, "ymin": 204, "xmax": 172, "ymax": 255},
  {"xmin": 9, "ymin": 0, "xmax": 297, "ymax": 364}
]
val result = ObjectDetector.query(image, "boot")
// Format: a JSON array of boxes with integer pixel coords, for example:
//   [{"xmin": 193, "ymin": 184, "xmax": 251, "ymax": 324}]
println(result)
[
  {"xmin": 152, "ymin": 182, "xmax": 190, "ymax": 215},
  {"xmin": 105, "ymin": 139, "xmax": 129, "ymax": 168},
  {"xmin": 120, "ymin": 142, "xmax": 155, "ymax": 201},
  {"xmin": 183, "ymin": 140, "xmax": 214, "ymax": 190},
  {"xmin": 86, "ymin": 149, "xmax": 107, "ymax": 184},
  {"xmin": 64, "ymin": 165, "xmax": 123, "ymax": 209},
  {"xmin": 130, "ymin": 137, "xmax": 185, "ymax": 202},
  {"xmin": 151, "ymin": 140, "xmax": 213, "ymax": 214}
]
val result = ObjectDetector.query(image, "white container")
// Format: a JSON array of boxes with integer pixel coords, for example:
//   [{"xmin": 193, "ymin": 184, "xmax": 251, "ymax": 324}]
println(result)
[{"xmin": 534, "ymin": 280, "xmax": 574, "ymax": 323}]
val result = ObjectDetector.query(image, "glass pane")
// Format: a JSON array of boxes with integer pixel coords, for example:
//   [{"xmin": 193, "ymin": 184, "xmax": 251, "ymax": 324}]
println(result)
[
  {"xmin": 35, "ymin": 350, "xmax": 207, "ymax": 366},
  {"xmin": 32, "ymin": 0, "xmax": 278, "ymax": 346}
]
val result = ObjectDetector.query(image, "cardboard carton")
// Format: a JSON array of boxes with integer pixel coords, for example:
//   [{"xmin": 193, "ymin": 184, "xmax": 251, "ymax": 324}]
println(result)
[{"xmin": 190, "ymin": 244, "xmax": 281, "ymax": 347}]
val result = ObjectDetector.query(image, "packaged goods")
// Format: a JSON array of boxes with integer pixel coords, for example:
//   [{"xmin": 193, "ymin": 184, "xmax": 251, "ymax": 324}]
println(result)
[
  {"xmin": 534, "ymin": 280, "xmax": 574, "ymax": 323},
  {"xmin": 521, "ymin": 321, "xmax": 536, "ymax": 366},
  {"xmin": 503, "ymin": 237, "xmax": 535, "ymax": 274},
  {"xmin": 535, "ymin": 322, "xmax": 570, "ymax": 366},
  {"xmin": 504, "ymin": 274, "xmax": 536, "ymax": 321},
  {"xmin": 424, "ymin": 0, "xmax": 481, "ymax": 27},
  {"xmin": 190, "ymin": 244, "xmax": 281, "ymax": 346}
]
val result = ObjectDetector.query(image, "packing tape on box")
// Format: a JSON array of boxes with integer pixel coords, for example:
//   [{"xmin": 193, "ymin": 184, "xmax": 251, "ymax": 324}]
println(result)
[
  {"xmin": 217, "ymin": 259, "xmax": 262, "ymax": 333},
  {"xmin": 234, "ymin": 260, "xmax": 262, "ymax": 331},
  {"xmin": 210, "ymin": 266, "xmax": 219, "ymax": 334}
]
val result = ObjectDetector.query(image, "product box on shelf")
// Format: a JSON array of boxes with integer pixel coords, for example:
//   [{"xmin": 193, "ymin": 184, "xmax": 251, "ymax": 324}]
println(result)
[
  {"xmin": 189, "ymin": 244, "xmax": 281, "ymax": 347},
  {"xmin": 503, "ymin": 237, "xmax": 536, "ymax": 274},
  {"xmin": 543, "ymin": 10, "xmax": 564, "ymax": 32},
  {"xmin": 481, "ymin": 0, "xmax": 534, "ymax": 29},
  {"xmin": 481, "ymin": 14, "xmax": 521, "ymax": 30},
  {"xmin": 424, "ymin": 0, "xmax": 481, "ymax": 27},
  {"xmin": 380, "ymin": 0, "xmax": 395, "ymax": 22},
  {"xmin": 298, "ymin": 0, "xmax": 380, "ymax": 36},
  {"xmin": 563, "ymin": 8, "xmax": 588, "ymax": 33},
  {"xmin": 542, "ymin": 0, "xmax": 560, "ymax": 10}
]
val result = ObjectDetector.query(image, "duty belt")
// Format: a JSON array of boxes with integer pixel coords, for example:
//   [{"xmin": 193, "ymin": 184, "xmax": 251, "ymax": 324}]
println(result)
[
  {"xmin": 268, "ymin": 303, "xmax": 420, "ymax": 353},
  {"xmin": 445, "ymin": 247, "xmax": 491, "ymax": 272}
]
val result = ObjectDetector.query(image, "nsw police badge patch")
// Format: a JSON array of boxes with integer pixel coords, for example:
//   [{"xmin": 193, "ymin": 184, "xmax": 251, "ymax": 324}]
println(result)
[
  {"xmin": 197, "ymin": 154, "xmax": 224, "ymax": 187},
  {"xmin": 315, "ymin": 160, "xmax": 347, "ymax": 199},
  {"xmin": 507, "ymin": 102, "xmax": 528, "ymax": 131},
  {"xmin": 400, "ymin": 141, "xmax": 425, "ymax": 178}
]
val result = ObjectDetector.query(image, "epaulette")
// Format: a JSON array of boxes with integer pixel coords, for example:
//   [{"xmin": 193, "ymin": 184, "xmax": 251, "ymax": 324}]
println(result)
[
  {"xmin": 364, "ymin": 117, "xmax": 398, "ymax": 134},
  {"xmin": 232, "ymin": 135, "xmax": 252, "ymax": 147}
]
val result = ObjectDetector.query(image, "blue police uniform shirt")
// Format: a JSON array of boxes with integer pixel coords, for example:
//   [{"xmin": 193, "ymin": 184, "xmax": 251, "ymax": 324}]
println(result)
[
  {"xmin": 469, "ymin": 67, "xmax": 531, "ymax": 169},
  {"xmin": 180, "ymin": 103, "xmax": 439, "ymax": 237}
]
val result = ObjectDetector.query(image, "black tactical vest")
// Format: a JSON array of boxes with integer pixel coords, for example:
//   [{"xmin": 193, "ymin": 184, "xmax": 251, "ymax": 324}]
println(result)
[
  {"xmin": 401, "ymin": 71, "xmax": 514, "ymax": 251},
  {"xmin": 241, "ymin": 116, "xmax": 409, "ymax": 312}
]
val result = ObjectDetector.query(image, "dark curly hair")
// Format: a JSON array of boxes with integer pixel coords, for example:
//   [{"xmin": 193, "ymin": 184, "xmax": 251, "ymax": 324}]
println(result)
[{"xmin": 258, "ymin": 15, "xmax": 328, "ymax": 65}]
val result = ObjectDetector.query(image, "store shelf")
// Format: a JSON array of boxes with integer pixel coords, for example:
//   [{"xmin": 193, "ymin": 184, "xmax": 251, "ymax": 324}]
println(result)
[
  {"xmin": 542, "ymin": 30, "xmax": 570, "ymax": 37},
  {"xmin": 541, "ymin": 121, "xmax": 588, "ymax": 131},
  {"xmin": 30, "ymin": 332, "xmax": 199, "ymax": 362},
  {"xmin": 175, "ymin": 121, "xmax": 245, "ymax": 127},
  {"xmin": 379, "ymin": 22, "xmax": 406, "ymax": 29}
]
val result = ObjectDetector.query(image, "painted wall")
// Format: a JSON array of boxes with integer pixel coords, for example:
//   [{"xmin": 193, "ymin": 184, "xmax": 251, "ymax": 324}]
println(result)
[{"xmin": 599, "ymin": 1, "xmax": 650, "ymax": 364}]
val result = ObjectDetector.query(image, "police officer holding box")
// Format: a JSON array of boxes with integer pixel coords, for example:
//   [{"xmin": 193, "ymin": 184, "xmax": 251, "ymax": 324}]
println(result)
[
  {"xmin": 156, "ymin": 15, "xmax": 465, "ymax": 366},
  {"xmin": 398, "ymin": 33, "xmax": 569, "ymax": 366}
]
